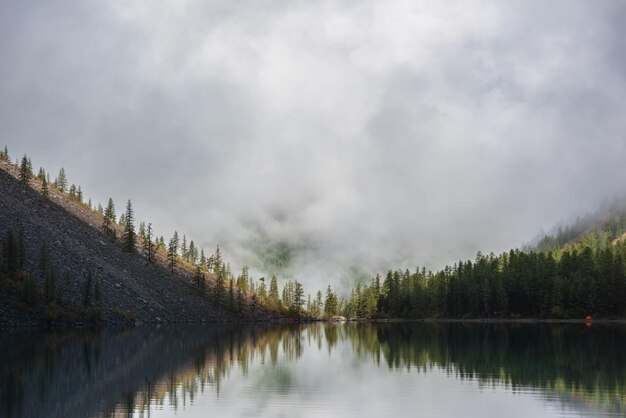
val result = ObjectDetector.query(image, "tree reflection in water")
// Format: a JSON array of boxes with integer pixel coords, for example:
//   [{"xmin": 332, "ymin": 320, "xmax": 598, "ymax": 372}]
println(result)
[{"xmin": 0, "ymin": 323, "xmax": 624, "ymax": 417}]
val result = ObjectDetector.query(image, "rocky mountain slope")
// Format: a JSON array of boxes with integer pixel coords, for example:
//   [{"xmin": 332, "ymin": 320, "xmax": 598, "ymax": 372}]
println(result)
[{"xmin": 0, "ymin": 160, "xmax": 244, "ymax": 326}]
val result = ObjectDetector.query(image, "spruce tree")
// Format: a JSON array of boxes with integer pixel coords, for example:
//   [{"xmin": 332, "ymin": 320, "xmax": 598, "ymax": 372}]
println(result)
[
  {"xmin": 122, "ymin": 200, "xmax": 135, "ymax": 252},
  {"xmin": 56, "ymin": 167, "xmax": 67, "ymax": 192},
  {"xmin": 0, "ymin": 145, "xmax": 8, "ymax": 161},
  {"xmin": 324, "ymin": 285, "xmax": 338, "ymax": 317},
  {"xmin": 214, "ymin": 263, "xmax": 226, "ymax": 306},
  {"xmin": 103, "ymin": 198, "xmax": 116, "ymax": 238},
  {"xmin": 228, "ymin": 279, "xmax": 235, "ymax": 311},
  {"xmin": 181, "ymin": 235, "xmax": 188, "ymax": 261},
  {"xmin": 269, "ymin": 275, "xmax": 280, "ymax": 308},
  {"xmin": 41, "ymin": 176, "xmax": 49, "ymax": 197},
  {"xmin": 19, "ymin": 155, "xmax": 32, "ymax": 184},
  {"xmin": 146, "ymin": 223, "xmax": 153, "ymax": 262},
  {"xmin": 294, "ymin": 281, "xmax": 304, "ymax": 310},
  {"xmin": 168, "ymin": 232, "xmax": 179, "ymax": 273}
]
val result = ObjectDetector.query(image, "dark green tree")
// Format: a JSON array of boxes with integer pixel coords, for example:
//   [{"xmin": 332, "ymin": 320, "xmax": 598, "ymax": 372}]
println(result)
[
  {"xmin": 122, "ymin": 200, "xmax": 136, "ymax": 252},
  {"xmin": 103, "ymin": 198, "xmax": 116, "ymax": 238},
  {"xmin": 55, "ymin": 167, "xmax": 67, "ymax": 192},
  {"xmin": 168, "ymin": 233, "xmax": 179, "ymax": 273},
  {"xmin": 19, "ymin": 155, "xmax": 32, "ymax": 185},
  {"xmin": 41, "ymin": 176, "xmax": 49, "ymax": 197}
]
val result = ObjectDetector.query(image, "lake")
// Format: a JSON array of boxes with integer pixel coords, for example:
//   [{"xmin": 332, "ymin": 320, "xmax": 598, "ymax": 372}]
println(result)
[{"xmin": 1, "ymin": 322, "xmax": 624, "ymax": 417}]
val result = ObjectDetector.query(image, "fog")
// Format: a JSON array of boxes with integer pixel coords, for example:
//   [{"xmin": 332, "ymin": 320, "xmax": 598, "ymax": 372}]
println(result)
[{"xmin": 2, "ymin": 0, "xmax": 626, "ymax": 292}]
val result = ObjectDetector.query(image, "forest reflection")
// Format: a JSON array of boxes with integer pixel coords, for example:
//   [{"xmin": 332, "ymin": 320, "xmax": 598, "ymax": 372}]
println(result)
[{"xmin": 1, "ymin": 323, "xmax": 624, "ymax": 417}]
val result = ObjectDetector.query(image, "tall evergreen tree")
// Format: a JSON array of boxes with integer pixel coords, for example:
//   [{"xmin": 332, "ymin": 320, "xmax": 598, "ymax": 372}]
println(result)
[
  {"xmin": 168, "ymin": 232, "xmax": 179, "ymax": 273},
  {"xmin": 145, "ymin": 223, "xmax": 154, "ymax": 262},
  {"xmin": 122, "ymin": 200, "xmax": 135, "ymax": 252},
  {"xmin": 41, "ymin": 176, "xmax": 49, "ymax": 197},
  {"xmin": 324, "ymin": 285, "xmax": 338, "ymax": 317},
  {"xmin": 103, "ymin": 198, "xmax": 116, "ymax": 238},
  {"xmin": 269, "ymin": 275, "xmax": 280, "ymax": 308},
  {"xmin": 19, "ymin": 155, "xmax": 32, "ymax": 184},
  {"xmin": 55, "ymin": 167, "xmax": 67, "ymax": 192},
  {"xmin": 0, "ymin": 145, "xmax": 9, "ymax": 161}
]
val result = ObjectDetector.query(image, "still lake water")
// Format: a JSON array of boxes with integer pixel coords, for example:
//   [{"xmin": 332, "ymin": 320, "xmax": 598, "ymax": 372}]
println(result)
[{"xmin": 1, "ymin": 322, "xmax": 624, "ymax": 418}]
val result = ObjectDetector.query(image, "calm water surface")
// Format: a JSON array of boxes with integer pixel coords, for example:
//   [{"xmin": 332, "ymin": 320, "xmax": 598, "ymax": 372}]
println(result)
[{"xmin": 1, "ymin": 323, "xmax": 624, "ymax": 417}]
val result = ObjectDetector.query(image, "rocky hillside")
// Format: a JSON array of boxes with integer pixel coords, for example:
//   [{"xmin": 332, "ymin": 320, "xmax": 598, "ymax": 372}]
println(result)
[{"xmin": 0, "ymin": 159, "xmax": 253, "ymax": 327}]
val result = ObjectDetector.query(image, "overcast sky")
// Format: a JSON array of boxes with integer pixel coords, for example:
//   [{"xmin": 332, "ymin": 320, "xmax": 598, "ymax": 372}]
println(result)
[{"xmin": 2, "ymin": 0, "xmax": 626, "ymax": 292}]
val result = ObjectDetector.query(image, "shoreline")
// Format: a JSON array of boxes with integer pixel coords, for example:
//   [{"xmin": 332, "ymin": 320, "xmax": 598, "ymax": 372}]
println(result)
[{"xmin": 4, "ymin": 316, "xmax": 626, "ymax": 331}]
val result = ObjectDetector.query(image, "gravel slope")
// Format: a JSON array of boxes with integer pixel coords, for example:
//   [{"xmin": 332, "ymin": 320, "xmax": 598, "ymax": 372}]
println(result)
[{"xmin": 0, "ymin": 161, "xmax": 237, "ymax": 326}]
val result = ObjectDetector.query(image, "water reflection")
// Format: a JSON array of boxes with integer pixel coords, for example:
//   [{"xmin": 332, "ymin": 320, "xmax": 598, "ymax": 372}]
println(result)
[{"xmin": 1, "ymin": 323, "xmax": 624, "ymax": 417}]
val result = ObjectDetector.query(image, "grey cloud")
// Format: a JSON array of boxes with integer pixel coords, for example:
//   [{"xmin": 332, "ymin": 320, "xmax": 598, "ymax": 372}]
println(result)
[{"xmin": 2, "ymin": 0, "xmax": 626, "ymax": 293}]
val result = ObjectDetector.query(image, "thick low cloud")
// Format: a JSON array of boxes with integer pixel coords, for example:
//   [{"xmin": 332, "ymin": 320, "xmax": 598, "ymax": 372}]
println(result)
[{"xmin": 2, "ymin": 0, "xmax": 626, "ymax": 292}]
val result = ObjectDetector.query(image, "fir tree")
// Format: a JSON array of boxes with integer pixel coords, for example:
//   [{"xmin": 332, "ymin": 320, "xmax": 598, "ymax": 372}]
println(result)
[
  {"xmin": 41, "ymin": 176, "xmax": 49, "ymax": 197},
  {"xmin": 181, "ymin": 235, "xmax": 188, "ymax": 261},
  {"xmin": 228, "ymin": 279, "xmax": 235, "ymax": 311},
  {"xmin": 122, "ymin": 200, "xmax": 135, "ymax": 252},
  {"xmin": 168, "ymin": 232, "xmax": 179, "ymax": 273},
  {"xmin": 0, "ymin": 145, "xmax": 9, "ymax": 161},
  {"xmin": 269, "ymin": 275, "xmax": 280, "ymax": 308},
  {"xmin": 324, "ymin": 285, "xmax": 338, "ymax": 317},
  {"xmin": 56, "ymin": 167, "xmax": 67, "ymax": 192},
  {"xmin": 145, "ymin": 223, "xmax": 154, "ymax": 262},
  {"xmin": 103, "ymin": 198, "xmax": 116, "ymax": 238},
  {"xmin": 19, "ymin": 155, "xmax": 32, "ymax": 184}
]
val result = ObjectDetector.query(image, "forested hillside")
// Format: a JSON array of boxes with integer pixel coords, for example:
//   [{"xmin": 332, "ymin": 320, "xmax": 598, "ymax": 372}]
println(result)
[
  {"xmin": 0, "ymin": 148, "xmax": 284, "ymax": 326},
  {"xmin": 337, "ymin": 206, "xmax": 626, "ymax": 319}
]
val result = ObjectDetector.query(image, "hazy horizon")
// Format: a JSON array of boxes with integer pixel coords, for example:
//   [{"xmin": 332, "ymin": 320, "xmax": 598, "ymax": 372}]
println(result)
[{"xmin": 2, "ymin": 1, "xmax": 626, "ymax": 292}]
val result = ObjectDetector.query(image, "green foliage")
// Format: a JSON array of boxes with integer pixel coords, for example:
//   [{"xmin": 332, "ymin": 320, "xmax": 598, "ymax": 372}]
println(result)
[
  {"xmin": 122, "ymin": 200, "xmax": 136, "ymax": 252},
  {"xmin": 340, "ymin": 239, "xmax": 626, "ymax": 319},
  {"xmin": 193, "ymin": 265, "xmax": 206, "ymax": 294},
  {"xmin": 0, "ymin": 145, "xmax": 9, "ymax": 162},
  {"xmin": 268, "ymin": 275, "xmax": 280, "ymax": 309},
  {"xmin": 144, "ymin": 223, "xmax": 154, "ymax": 262},
  {"xmin": 19, "ymin": 155, "xmax": 33, "ymax": 184},
  {"xmin": 324, "ymin": 285, "xmax": 338, "ymax": 317},
  {"xmin": 102, "ymin": 198, "xmax": 116, "ymax": 239},
  {"xmin": 41, "ymin": 176, "xmax": 49, "ymax": 197},
  {"xmin": 228, "ymin": 279, "xmax": 234, "ymax": 311},
  {"xmin": 55, "ymin": 167, "xmax": 67, "ymax": 193},
  {"xmin": 168, "ymin": 231, "xmax": 179, "ymax": 273}
]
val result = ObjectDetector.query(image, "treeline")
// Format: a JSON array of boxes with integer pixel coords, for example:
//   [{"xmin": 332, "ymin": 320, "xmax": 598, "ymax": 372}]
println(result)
[
  {"xmin": 338, "ymin": 226, "xmax": 626, "ymax": 320},
  {"xmin": 533, "ymin": 199, "xmax": 626, "ymax": 252}
]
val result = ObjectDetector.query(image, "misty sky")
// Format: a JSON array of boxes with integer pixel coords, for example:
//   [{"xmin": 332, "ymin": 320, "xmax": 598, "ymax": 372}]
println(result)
[{"xmin": 2, "ymin": 1, "xmax": 626, "ymax": 291}]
